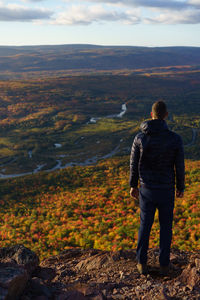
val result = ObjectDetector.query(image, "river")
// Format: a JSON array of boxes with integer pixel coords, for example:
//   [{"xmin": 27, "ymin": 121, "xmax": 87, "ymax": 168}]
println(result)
[{"xmin": 0, "ymin": 104, "xmax": 127, "ymax": 179}]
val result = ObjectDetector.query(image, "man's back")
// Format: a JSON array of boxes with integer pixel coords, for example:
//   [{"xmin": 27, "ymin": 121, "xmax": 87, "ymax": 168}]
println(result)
[
  {"xmin": 129, "ymin": 101, "xmax": 185, "ymax": 274},
  {"xmin": 130, "ymin": 119, "xmax": 185, "ymax": 191}
]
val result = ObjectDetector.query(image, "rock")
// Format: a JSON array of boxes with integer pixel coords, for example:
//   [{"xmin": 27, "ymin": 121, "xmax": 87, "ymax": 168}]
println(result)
[
  {"xmin": 157, "ymin": 288, "xmax": 171, "ymax": 300},
  {"xmin": 70, "ymin": 283, "xmax": 105, "ymax": 300},
  {"xmin": 76, "ymin": 253, "xmax": 110, "ymax": 271},
  {"xmin": 90, "ymin": 293, "xmax": 105, "ymax": 300},
  {"xmin": 33, "ymin": 297, "xmax": 49, "ymax": 300},
  {"xmin": 55, "ymin": 291, "xmax": 88, "ymax": 300},
  {"xmin": 0, "ymin": 287, "xmax": 9, "ymax": 299},
  {"xmin": 112, "ymin": 288, "xmax": 118, "ymax": 295},
  {"xmin": 0, "ymin": 245, "xmax": 39, "ymax": 274},
  {"xmin": 34, "ymin": 266, "xmax": 56, "ymax": 282},
  {"xmin": 195, "ymin": 258, "xmax": 200, "ymax": 269},
  {"xmin": 29, "ymin": 277, "xmax": 52, "ymax": 297},
  {"xmin": 170, "ymin": 253, "xmax": 179, "ymax": 264},
  {"xmin": 111, "ymin": 295, "xmax": 124, "ymax": 299},
  {"xmin": 137, "ymin": 284, "xmax": 171, "ymax": 300},
  {"xmin": 0, "ymin": 265, "xmax": 28, "ymax": 300},
  {"xmin": 0, "ymin": 245, "xmax": 200, "ymax": 300},
  {"xmin": 179, "ymin": 264, "xmax": 200, "ymax": 290}
]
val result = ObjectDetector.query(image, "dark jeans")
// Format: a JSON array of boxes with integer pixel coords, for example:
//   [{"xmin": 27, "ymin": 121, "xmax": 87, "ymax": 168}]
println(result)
[{"xmin": 136, "ymin": 186, "xmax": 175, "ymax": 266}]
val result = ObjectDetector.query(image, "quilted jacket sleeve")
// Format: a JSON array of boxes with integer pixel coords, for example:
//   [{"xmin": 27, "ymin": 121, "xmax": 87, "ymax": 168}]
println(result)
[
  {"xmin": 129, "ymin": 135, "xmax": 140, "ymax": 188},
  {"xmin": 174, "ymin": 136, "xmax": 185, "ymax": 192}
]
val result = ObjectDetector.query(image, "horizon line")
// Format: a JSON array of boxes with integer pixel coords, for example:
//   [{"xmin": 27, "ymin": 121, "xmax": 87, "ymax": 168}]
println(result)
[{"xmin": 0, "ymin": 43, "xmax": 200, "ymax": 48}]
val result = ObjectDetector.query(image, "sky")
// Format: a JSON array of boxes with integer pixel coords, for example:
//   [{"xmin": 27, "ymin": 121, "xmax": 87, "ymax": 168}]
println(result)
[{"xmin": 0, "ymin": 0, "xmax": 200, "ymax": 47}]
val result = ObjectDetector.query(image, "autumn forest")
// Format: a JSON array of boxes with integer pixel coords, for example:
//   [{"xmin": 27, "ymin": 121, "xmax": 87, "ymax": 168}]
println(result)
[{"xmin": 0, "ymin": 54, "xmax": 199, "ymax": 258}]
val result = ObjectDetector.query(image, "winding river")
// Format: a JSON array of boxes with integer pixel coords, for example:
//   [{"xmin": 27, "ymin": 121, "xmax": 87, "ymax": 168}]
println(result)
[{"xmin": 0, "ymin": 104, "xmax": 127, "ymax": 179}]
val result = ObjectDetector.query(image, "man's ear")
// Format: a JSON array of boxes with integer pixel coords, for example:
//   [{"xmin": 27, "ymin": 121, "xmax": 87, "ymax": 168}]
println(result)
[
  {"xmin": 165, "ymin": 112, "xmax": 168, "ymax": 119},
  {"xmin": 151, "ymin": 112, "xmax": 153, "ymax": 118}
]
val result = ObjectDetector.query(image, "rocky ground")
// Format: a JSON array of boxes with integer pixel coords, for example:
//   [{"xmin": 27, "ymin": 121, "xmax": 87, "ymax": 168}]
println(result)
[{"xmin": 0, "ymin": 245, "xmax": 199, "ymax": 300}]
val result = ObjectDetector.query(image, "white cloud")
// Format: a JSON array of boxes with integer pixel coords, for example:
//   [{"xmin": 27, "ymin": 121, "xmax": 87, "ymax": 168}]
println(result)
[
  {"xmin": 0, "ymin": 3, "xmax": 52, "ymax": 21},
  {"xmin": 22, "ymin": 0, "xmax": 46, "ymax": 2},
  {"xmin": 62, "ymin": 0, "xmax": 200, "ymax": 13},
  {"xmin": 1, "ymin": 0, "xmax": 200, "ymax": 25},
  {"xmin": 52, "ymin": 1, "xmax": 200, "ymax": 25},
  {"xmin": 53, "ymin": 4, "xmax": 140, "ymax": 25},
  {"xmin": 145, "ymin": 9, "xmax": 200, "ymax": 24},
  {"xmin": 62, "ymin": 0, "xmax": 190, "ymax": 10},
  {"xmin": 187, "ymin": 0, "xmax": 200, "ymax": 6},
  {"xmin": 188, "ymin": 0, "xmax": 200, "ymax": 3}
]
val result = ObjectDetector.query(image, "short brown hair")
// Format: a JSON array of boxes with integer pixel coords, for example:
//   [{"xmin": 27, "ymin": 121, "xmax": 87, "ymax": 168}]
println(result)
[{"xmin": 152, "ymin": 101, "xmax": 167, "ymax": 119}]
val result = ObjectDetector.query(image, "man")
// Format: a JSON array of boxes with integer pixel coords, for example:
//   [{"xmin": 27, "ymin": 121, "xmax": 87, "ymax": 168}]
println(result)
[{"xmin": 130, "ymin": 101, "xmax": 185, "ymax": 275}]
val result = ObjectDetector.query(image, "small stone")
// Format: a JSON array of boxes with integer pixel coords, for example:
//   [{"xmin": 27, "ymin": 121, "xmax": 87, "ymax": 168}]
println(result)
[
  {"xmin": 112, "ymin": 295, "xmax": 124, "ymax": 299},
  {"xmin": 174, "ymin": 281, "xmax": 181, "ymax": 286},
  {"xmin": 195, "ymin": 258, "xmax": 200, "ymax": 269},
  {"xmin": 159, "ymin": 288, "xmax": 171, "ymax": 300},
  {"xmin": 90, "ymin": 293, "xmax": 104, "ymax": 300},
  {"xmin": 146, "ymin": 281, "xmax": 152, "ymax": 288},
  {"xmin": 182, "ymin": 286, "xmax": 190, "ymax": 292},
  {"xmin": 121, "ymin": 287, "xmax": 129, "ymax": 293},
  {"xmin": 112, "ymin": 288, "xmax": 118, "ymax": 295},
  {"xmin": 119, "ymin": 271, "xmax": 123, "ymax": 279},
  {"xmin": 75, "ymin": 284, "xmax": 96, "ymax": 296},
  {"xmin": 170, "ymin": 253, "xmax": 179, "ymax": 263}
]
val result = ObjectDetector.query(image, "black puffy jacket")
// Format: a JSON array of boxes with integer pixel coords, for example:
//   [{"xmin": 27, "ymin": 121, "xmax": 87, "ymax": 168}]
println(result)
[{"xmin": 130, "ymin": 119, "xmax": 185, "ymax": 191}]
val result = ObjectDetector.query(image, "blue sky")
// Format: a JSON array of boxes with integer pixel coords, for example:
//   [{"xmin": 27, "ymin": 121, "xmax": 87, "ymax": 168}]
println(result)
[{"xmin": 0, "ymin": 0, "xmax": 200, "ymax": 46}]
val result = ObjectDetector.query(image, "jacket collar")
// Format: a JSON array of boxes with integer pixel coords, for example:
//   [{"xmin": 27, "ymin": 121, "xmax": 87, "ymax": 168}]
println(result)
[{"xmin": 140, "ymin": 119, "xmax": 168, "ymax": 135}]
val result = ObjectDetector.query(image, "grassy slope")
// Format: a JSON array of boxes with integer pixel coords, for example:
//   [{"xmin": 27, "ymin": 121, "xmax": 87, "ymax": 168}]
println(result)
[
  {"xmin": 0, "ymin": 72, "xmax": 199, "ymax": 259},
  {"xmin": 0, "ymin": 156, "xmax": 199, "ymax": 259}
]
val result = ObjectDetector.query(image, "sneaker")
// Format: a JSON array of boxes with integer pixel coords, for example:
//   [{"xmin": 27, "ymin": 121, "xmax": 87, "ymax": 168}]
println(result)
[
  {"xmin": 160, "ymin": 265, "xmax": 170, "ymax": 276},
  {"xmin": 137, "ymin": 263, "xmax": 148, "ymax": 275}
]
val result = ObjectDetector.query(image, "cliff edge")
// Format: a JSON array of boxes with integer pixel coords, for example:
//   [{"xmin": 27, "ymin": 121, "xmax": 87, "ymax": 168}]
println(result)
[{"xmin": 0, "ymin": 245, "xmax": 199, "ymax": 299}]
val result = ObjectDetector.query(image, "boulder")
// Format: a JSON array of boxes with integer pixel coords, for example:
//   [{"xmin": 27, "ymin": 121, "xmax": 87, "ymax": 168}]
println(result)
[
  {"xmin": 0, "ymin": 265, "xmax": 28, "ymax": 300},
  {"xmin": 0, "ymin": 287, "xmax": 9, "ymax": 300},
  {"xmin": 179, "ymin": 264, "xmax": 200, "ymax": 290},
  {"xmin": 34, "ymin": 266, "xmax": 56, "ymax": 282},
  {"xmin": 55, "ymin": 290, "xmax": 88, "ymax": 300},
  {"xmin": 29, "ymin": 277, "xmax": 53, "ymax": 297},
  {"xmin": 76, "ymin": 253, "xmax": 110, "ymax": 271},
  {"xmin": 0, "ymin": 244, "xmax": 39, "ymax": 274}
]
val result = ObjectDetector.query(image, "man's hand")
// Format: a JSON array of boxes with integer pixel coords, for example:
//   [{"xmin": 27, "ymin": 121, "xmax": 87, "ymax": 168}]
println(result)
[
  {"xmin": 130, "ymin": 187, "xmax": 139, "ymax": 200},
  {"xmin": 176, "ymin": 190, "xmax": 184, "ymax": 198}
]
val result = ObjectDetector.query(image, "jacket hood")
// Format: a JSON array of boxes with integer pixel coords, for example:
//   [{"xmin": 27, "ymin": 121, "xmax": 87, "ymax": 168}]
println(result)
[{"xmin": 140, "ymin": 119, "xmax": 168, "ymax": 135}]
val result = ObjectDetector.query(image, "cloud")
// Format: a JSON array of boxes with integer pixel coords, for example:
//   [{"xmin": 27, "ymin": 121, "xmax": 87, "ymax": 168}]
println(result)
[
  {"xmin": 187, "ymin": 0, "xmax": 200, "ymax": 7},
  {"xmin": 145, "ymin": 9, "xmax": 200, "ymax": 24},
  {"xmin": 62, "ymin": 0, "xmax": 200, "ymax": 11},
  {"xmin": 62, "ymin": 0, "xmax": 190, "ymax": 10},
  {"xmin": 53, "ymin": 4, "xmax": 140, "ymax": 25},
  {"xmin": 22, "ymin": 0, "xmax": 46, "ymax": 2},
  {"xmin": 0, "ymin": 3, "xmax": 52, "ymax": 21},
  {"xmin": 1, "ymin": 0, "xmax": 199, "ymax": 25},
  {"xmin": 58, "ymin": 0, "xmax": 200, "ymax": 25}
]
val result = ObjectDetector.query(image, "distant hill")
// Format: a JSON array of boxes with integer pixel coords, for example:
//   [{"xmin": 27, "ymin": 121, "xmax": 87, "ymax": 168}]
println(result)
[{"xmin": 0, "ymin": 45, "xmax": 200, "ymax": 73}]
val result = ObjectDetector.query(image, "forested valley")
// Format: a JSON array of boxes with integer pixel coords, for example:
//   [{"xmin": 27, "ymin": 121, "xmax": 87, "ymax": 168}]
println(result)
[{"xmin": 0, "ymin": 69, "xmax": 199, "ymax": 258}]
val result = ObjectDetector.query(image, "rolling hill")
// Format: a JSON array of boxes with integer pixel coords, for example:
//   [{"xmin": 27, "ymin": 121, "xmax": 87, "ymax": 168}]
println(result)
[{"xmin": 0, "ymin": 45, "xmax": 200, "ymax": 76}]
